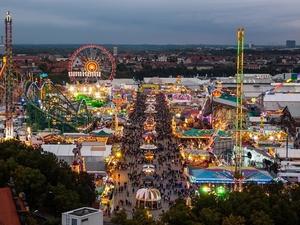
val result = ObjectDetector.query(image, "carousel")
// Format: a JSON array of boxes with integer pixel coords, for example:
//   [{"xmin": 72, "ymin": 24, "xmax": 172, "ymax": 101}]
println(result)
[
  {"xmin": 144, "ymin": 116, "xmax": 156, "ymax": 132},
  {"xmin": 144, "ymin": 104, "xmax": 157, "ymax": 114},
  {"xmin": 144, "ymin": 151, "xmax": 155, "ymax": 161},
  {"xmin": 140, "ymin": 144, "xmax": 158, "ymax": 151},
  {"xmin": 142, "ymin": 164, "xmax": 156, "ymax": 175},
  {"xmin": 142, "ymin": 132, "xmax": 157, "ymax": 144},
  {"xmin": 135, "ymin": 188, "xmax": 161, "ymax": 210},
  {"xmin": 146, "ymin": 94, "xmax": 156, "ymax": 102},
  {"xmin": 146, "ymin": 98, "xmax": 156, "ymax": 105}
]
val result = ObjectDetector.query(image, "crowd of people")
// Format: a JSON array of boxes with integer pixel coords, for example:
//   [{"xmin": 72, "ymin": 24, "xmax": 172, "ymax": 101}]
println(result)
[{"xmin": 112, "ymin": 90, "xmax": 189, "ymax": 216}]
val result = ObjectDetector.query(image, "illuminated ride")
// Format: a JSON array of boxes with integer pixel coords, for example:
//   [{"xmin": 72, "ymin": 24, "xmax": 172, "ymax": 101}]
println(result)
[
  {"xmin": 145, "ymin": 104, "xmax": 157, "ymax": 114},
  {"xmin": 25, "ymin": 80, "xmax": 93, "ymax": 132},
  {"xmin": 144, "ymin": 116, "xmax": 156, "ymax": 132},
  {"xmin": 66, "ymin": 83, "xmax": 110, "ymax": 108},
  {"xmin": 142, "ymin": 164, "xmax": 155, "ymax": 175},
  {"xmin": 135, "ymin": 188, "xmax": 161, "ymax": 210},
  {"xmin": 234, "ymin": 27, "xmax": 245, "ymax": 191},
  {"xmin": 68, "ymin": 44, "xmax": 116, "ymax": 83}
]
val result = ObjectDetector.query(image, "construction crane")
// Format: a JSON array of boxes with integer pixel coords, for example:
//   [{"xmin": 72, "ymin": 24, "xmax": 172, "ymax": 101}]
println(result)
[
  {"xmin": 4, "ymin": 11, "xmax": 14, "ymax": 139},
  {"xmin": 234, "ymin": 28, "xmax": 245, "ymax": 191}
]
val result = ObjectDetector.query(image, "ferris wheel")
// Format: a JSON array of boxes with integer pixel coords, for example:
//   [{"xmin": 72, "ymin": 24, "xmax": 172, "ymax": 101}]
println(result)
[{"xmin": 68, "ymin": 44, "xmax": 116, "ymax": 82}]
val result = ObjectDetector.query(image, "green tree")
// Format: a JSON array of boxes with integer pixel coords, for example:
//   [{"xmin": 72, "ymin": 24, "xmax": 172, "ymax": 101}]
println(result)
[
  {"xmin": 111, "ymin": 210, "xmax": 128, "ymax": 225},
  {"xmin": 250, "ymin": 210, "xmax": 274, "ymax": 225},
  {"xmin": 222, "ymin": 214, "xmax": 245, "ymax": 225},
  {"xmin": 48, "ymin": 183, "xmax": 81, "ymax": 215},
  {"xmin": 13, "ymin": 165, "xmax": 47, "ymax": 207},
  {"xmin": 161, "ymin": 200, "xmax": 194, "ymax": 225},
  {"xmin": 130, "ymin": 209, "xmax": 156, "ymax": 225},
  {"xmin": 0, "ymin": 140, "xmax": 95, "ymax": 223},
  {"xmin": 198, "ymin": 208, "xmax": 221, "ymax": 225}
]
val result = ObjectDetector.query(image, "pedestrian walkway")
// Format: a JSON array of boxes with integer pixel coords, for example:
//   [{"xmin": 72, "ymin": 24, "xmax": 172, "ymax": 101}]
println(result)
[{"xmin": 112, "ymin": 91, "xmax": 188, "ymax": 218}]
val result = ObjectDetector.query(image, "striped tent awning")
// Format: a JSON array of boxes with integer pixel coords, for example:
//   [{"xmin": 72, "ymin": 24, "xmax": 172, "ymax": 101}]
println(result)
[{"xmin": 136, "ymin": 188, "xmax": 161, "ymax": 202}]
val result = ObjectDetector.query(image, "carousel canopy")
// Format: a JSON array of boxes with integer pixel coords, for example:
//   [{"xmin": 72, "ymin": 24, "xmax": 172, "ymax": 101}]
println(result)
[
  {"xmin": 144, "ymin": 109, "xmax": 157, "ymax": 113},
  {"xmin": 142, "ymin": 164, "xmax": 156, "ymax": 174},
  {"xmin": 146, "ymin": 99, "xmax": 156, "ymax": 103},
  {"xmin": 136, "ymin": 188, "xmax": 161, "ymax": 202},
  {"xmin": 140, "ymin": 144, "xmax": 158, "ymax": 150},
  {"xmin": 143, "ymin": 164, "xmax": 155, "ymax": 169}
]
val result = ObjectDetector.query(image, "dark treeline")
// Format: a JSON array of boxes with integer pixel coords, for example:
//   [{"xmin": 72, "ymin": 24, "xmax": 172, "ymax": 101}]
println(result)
[
  {"xmin": 0, "ymin": 140, "xmax": 95, "ymax": 225},
  {"xmin": 112, "ymin": 183, "xmax": 300, "ymax": 225}
]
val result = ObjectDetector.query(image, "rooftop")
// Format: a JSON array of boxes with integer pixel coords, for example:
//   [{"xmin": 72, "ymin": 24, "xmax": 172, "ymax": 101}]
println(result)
[
  {"xmin": 264, "ymin": 93, "xmax": 300, "ymax": 102},
  {"xmin": 69, "ymin": 207, "xmax": 98, "ymax": 217},
  {"xmin": 0, "ymin": 187, "xmax": 21, "ymax": 225}
]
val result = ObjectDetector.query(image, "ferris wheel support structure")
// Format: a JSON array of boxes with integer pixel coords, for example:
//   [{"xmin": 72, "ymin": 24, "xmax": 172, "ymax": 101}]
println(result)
[{"xmin": 68, "ymin": 44, "xmax": 116, "ymax": 83}]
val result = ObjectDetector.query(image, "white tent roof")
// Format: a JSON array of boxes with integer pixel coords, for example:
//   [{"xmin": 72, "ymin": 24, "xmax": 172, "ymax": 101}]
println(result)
[
  {"xmin": 42, "ymin": 144, "xmax": 112, "ymax": 158},
  {"xmin": 264, "ymin": 93, "xmax": 300, "ymax": 102}
]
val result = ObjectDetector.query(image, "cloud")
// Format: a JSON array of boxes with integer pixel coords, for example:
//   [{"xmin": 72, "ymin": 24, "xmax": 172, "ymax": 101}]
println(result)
[{"xmin": 0, "ymin": 0, "xmax": 300, "ymax": 44}]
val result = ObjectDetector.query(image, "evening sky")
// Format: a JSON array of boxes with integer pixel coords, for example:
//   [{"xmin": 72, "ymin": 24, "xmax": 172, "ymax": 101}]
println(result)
[{"xmin": 1, "ymin": 0, "xmax": 300, "ymax": 45}]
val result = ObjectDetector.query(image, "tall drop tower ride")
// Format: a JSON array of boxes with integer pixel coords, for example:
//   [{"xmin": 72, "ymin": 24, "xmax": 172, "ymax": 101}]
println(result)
[
  {"xmin": 4, "ymin": 11, "xmax": 14, "ymax": 139},
  {"xmin": 234, "ymin": 28, "xmax": 245, "ymax": 188}
]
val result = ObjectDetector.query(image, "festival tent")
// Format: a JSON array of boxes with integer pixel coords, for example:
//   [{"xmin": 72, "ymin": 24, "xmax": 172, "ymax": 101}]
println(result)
[
  {"xmin": 188, "ymin": 167, "xmax": 273, "ymax": 184},
  {"xmin": 92, "ymin": 128, "xmax": 113, "ymax": 136}
]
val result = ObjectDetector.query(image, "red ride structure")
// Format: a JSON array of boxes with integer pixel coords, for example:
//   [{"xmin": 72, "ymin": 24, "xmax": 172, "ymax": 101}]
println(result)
[{"xmin": 68, "ymin": 44, "xmax": 116, "ymax": 83}]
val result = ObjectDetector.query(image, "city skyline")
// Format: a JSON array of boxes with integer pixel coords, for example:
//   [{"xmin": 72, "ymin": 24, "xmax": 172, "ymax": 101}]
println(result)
[{"xmin": 1, "ymin": 0, "xmax": 300, "ymax": 45}]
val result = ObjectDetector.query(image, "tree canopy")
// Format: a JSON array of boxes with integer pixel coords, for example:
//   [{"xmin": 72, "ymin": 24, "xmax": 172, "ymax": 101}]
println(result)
[
  {"xmin": 0, "ymin": 140, "xmax": 95, "ymax": 224},
  {"xmin": 112, "ymin": 184, "xmax": 300, "ymax": 225}
]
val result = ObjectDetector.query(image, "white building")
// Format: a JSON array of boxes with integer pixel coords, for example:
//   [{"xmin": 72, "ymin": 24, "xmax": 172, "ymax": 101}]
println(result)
[
  {"xmin": 263, "ymin": 93, "xmax": 300, "ymax": 119},
  {"xmin": 157, "ymin": 55, "xmax": 168, "ymax": 62},
  {"xmin": 143, "ymin": 77, "xmax": 210, "ymax": 89},
  {"xmin": 113, "ymin": 47, "xmax": 118, "ymax": 57},
  {"xmin": 276, "ymin": 146, "xmax": 300, "ymax": 182},
  {"xmin": 62, "ymin": 207, "xmax": 103, "ymax": 225},
  {"xmin": 278, "ymin": 160, "xmax": 300, "ymax": 182},
  {"xmin": 42, "ymin": 142, "xmax": 112, "ymax": 174}
]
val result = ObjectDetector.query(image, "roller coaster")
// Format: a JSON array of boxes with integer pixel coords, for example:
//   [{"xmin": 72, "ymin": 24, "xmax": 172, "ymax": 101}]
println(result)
[{"xmin": 24, "ymin": 79, "xmax": 94, "ymax": 133}]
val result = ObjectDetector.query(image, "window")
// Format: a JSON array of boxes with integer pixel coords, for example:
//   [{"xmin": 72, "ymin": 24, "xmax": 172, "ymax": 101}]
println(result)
[
  {"xmin": 71, "ymin": 218, "xmax": 77, "ymax": 225},
  {"xmin": 82, "ymin": 218, "xmax": 88, "ymax": 222}
]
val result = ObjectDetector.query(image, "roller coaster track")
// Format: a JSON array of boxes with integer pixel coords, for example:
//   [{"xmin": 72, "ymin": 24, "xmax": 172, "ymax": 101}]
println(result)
[{"xmin": 24, "ymin": 80, "xmax": 95, "ymax": 132}]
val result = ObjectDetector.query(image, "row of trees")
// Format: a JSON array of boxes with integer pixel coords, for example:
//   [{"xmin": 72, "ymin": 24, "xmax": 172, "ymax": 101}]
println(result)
[
  {"xmin": 112, "ymin": 184, "xmax": 300, "ymax": 225},
  {"xmin": 0, "ymin": 140, "xmax": 95, "ymax": 224}
]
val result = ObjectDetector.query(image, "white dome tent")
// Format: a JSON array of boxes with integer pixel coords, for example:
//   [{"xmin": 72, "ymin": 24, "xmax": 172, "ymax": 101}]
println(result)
[
  {"xmin": 140, "ymin": 144, "xmax": 158, "ymax": 150},
  {"xmin": 135, "ymin": 188, "xmax": 161, "ymax": 210}
]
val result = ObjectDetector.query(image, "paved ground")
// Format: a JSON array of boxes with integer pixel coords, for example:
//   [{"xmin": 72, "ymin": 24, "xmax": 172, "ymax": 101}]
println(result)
[{"xmin": 111, "ymin": 92, "xmax": 188, "ymax": 219}]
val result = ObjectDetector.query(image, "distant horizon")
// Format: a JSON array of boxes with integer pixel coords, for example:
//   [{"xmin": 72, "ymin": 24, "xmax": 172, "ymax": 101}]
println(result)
[
  {"xmin": 2, "ymin": 0, "xmax": 300, "ymax": 45},
  {"xmin": 11, "ymin": 43, "xmax": 298, "ymax": 47}
]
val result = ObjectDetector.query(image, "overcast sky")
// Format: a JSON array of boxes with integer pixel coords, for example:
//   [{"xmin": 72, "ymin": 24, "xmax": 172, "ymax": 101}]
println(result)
[{"xmin": 1, "ymin": 0, "xmax": 300, "ymax": 45}]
